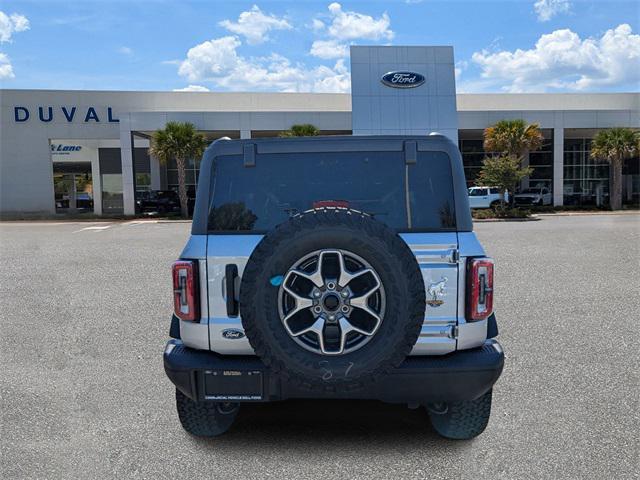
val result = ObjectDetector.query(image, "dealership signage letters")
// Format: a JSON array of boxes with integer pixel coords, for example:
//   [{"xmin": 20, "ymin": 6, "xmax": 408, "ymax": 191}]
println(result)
[
  {"xmin": 380, "ymin": 71, "xmax": 426, "ymax": 89},
  {"xmin": 13, "ymin": 106, "xmax": 119, "ymax": 123},
  {"xmin": 50, "ymin": 144, "xmax": 83, "ymax": 155}
]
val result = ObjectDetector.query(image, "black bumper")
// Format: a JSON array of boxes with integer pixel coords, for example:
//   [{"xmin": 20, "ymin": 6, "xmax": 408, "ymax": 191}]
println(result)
[{"xmin": 164, "ymin": 339, "xmax": 504, "ymax": 405}]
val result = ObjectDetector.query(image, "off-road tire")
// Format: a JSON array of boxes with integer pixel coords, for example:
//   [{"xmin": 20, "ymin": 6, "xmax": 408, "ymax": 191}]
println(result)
[
  {"xmin": 239, "ymin": 208, "xmax": 426, "ymax": 392},
  {"xmin": 175, "ymin": 389, "xmax": 239, "ymax": 437},
  {"xmin": 427, "ymin": 389, "xmax": 492, "ymax": 440}
]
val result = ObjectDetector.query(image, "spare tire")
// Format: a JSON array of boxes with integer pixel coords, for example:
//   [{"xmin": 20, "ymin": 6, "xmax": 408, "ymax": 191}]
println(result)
[{"xmin": 239, "ymin": 208, "xmax": 425, "ymax": 391}]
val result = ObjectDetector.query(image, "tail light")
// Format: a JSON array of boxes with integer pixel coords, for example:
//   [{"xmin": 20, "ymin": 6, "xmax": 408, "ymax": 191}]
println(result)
[
  {"xmin": 466, "ymin": 258, "xmax": 494, "ymax": 321},
  {"xmin": 173, "ymin": 260, "xmax": 199, "ymax": 321},
  {"xmin": 312, "ymin": 200, "xmax": 350, "ymax": 209}
]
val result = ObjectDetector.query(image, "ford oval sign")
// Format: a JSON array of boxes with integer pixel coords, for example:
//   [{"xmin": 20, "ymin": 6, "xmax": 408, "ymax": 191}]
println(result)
[
  {"xmin": 381, "ymin": 71, "xmax": 425, "ymax": 89},
  {"xmin": 222, "ymin": 329, "xmax": 245, "ymax": 340}
]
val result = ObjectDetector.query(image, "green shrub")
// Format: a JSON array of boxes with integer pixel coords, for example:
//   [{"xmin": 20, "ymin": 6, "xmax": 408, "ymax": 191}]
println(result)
[{"xmin": 472, "ymin": 207, "xmax": 531, "ymax": 219}]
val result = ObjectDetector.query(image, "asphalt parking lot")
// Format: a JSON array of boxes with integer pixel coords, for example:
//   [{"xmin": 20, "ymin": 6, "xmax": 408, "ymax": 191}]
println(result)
[{"xmin": 1, "ymin": 214, "xmax": 638, "ymax": 479}]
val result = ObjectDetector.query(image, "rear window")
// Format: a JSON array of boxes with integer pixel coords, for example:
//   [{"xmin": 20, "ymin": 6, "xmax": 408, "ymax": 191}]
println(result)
[{"xmin": 208, "ymin": 150, "xmax": 456, "ymax": 232}]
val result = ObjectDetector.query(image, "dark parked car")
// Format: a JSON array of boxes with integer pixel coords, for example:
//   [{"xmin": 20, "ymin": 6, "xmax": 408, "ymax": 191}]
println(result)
[
  {"xmin": 55, "ymin": 192, "xmax": 93, "ymax": 210},
  {"xmin": 136, "ymin": 190, "xmax": 181, "ymax": 214}
]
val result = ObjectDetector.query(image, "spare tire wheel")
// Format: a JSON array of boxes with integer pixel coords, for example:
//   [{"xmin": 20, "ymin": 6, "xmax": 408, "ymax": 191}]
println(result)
[{"xmin": 239, "ymin": 209, "xmax": 426, "ymax": 391}]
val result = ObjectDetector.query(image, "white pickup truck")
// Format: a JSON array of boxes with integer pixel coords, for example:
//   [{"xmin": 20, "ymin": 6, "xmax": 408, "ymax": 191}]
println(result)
[{"xmin": 468, "ymin": 186, "xmax": 507, "ymax": 209}]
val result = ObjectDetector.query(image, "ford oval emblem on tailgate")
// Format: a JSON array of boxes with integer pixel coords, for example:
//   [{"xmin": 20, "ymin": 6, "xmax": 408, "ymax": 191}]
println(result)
[
  {"xmin": 222, "ymin": 329, "xmax": 245, "ymax": 339},
  {"xmin": 381, "ymin": 71, "xmax": 426, "ymax": 88}
]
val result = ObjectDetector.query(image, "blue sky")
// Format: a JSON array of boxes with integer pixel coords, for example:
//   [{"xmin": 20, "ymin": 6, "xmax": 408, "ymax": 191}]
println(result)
[{"xmin": 0, "ymin": 0, "xmax": 638, "ymax": 93}]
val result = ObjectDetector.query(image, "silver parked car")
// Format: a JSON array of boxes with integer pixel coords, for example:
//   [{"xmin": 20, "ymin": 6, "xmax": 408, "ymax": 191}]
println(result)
[
  {"xmin": 164, "ymin": 135, "xmax": 504, "ymax": 440},
  {"xmin": 514, "ymin": 187, "xmax": 552, "ymax": 206}
]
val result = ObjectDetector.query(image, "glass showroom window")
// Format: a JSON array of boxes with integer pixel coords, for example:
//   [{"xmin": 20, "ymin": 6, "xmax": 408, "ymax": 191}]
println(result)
[
  {"xmin": 563, "ymin": 138, "xmax": 610, "ymax": 206},
  {"xmin": 166, "ymin": 156, "xmax": 200, "ymax": 195},
  {"xmin": 528, "ymin": 134, "xmax": 553, "ymax": 190},
  {"xmin": 459, "ymin": 138, "xmax": 486, "ymax": 187},
  {"xmin": 459, "ymin": 133, "xmax": 554, "ymax": 191},
  {"xmin": 134, "ymin": 148, "xmax": 151, "ymax": 192}
]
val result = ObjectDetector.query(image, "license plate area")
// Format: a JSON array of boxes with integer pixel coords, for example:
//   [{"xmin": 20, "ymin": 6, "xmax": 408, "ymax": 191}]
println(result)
[{"xmin": 203, "ymin": 369, "xmax": 263, "ymax": 401}]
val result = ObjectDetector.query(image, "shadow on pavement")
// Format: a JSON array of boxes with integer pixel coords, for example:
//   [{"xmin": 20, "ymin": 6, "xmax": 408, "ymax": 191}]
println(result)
[{"xmin": 184, "ymin": 399, "xmax": 469, "ymax": 452}]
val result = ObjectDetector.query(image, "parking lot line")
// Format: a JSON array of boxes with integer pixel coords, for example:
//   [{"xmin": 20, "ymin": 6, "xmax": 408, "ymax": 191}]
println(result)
[{"xmin": 72, "ymin": 225, "xmax": 112, "ymax": 233}]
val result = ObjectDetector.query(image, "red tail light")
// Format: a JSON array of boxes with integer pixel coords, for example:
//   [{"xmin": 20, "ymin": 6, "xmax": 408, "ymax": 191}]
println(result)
[
  {"xmin": 313, "ymin": 200, "xmax": 350, "ymax": 209},
  {"xmin": 466, "ymin": 258, "xmax": 494, "ymax": 321},
  {"xmin": 173, "ymin": 260, "xmax": 199, "ymax": 322}
]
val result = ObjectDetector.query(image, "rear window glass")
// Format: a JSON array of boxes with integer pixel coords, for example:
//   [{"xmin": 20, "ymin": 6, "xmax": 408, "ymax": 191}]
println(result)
[
  {"xmin": 408, "ymin": 152, "xmax": 456, "ymax": 229},
  {"xmin": 208, "ymin": 150, "xmax": 455, "ymax": 232}
]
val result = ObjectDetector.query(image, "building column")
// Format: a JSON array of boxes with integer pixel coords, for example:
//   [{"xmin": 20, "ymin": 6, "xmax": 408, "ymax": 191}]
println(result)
[
  {"xmin": 91, "ymin": 148, "xmax": 103, "ymax": 215},
  {"xmin": 119, "ymin": 116, "xmax": 136, "ymax": 215},
  {"xmin": 240, "ymin": 129, "xmax": 251, "ymax": 139},
  {"xmin": 553, "ymin": 127, "xmax": 564, "ymax": 206}
]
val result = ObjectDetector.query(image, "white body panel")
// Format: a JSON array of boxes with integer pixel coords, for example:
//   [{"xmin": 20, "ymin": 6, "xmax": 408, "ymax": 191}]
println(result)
[{"xmin": 187, "ymin": 231, "xmax": 490, "ymax": 356}]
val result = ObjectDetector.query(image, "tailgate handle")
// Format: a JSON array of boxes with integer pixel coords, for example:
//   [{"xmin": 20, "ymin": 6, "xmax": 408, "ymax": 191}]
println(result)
[{"xmin": 224, "ymin": 264, "xmax": 239, "ymax": 317}]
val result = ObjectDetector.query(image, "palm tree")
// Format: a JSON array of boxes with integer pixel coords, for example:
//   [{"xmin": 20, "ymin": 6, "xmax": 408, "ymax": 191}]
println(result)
[
  {"xmin": 279, "ymin": 124, "xmax": 319, "ymax": 137},
  {"xmin": 483, "ymin": 119, "xmax": 544, "ymax": 159},
  {"xmin": 590, "ymin": 128, "xmax": 640, "ymax": 210},
  {"xmin": 149, "ymin": 122, "xmax": 207, "ymax": 218}
]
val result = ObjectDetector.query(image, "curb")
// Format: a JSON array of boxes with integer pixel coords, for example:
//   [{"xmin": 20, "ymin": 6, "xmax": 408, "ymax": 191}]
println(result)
[
  {"xmin": 534, "ymin": 211, "xmax": 639, "ymax": 217},
  {"xmin": 473, "ymin": 217, "xmax": 540, "ymax": 223}
]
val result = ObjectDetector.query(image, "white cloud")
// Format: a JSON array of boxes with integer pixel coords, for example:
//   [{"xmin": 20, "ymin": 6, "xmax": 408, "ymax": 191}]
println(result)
[
  {"xmin": 178, "ymin": 36, "xmax": 244, "ymax": 82},
  {"xmin": 325, "ymin": 3, "xmax": 393, "ymax": 41},
  {"xmin": 219, "ymin": 5, "xmax": 291, "ymax": 45},
  {"xmin": 0, "ymin": 52, "xmax": 14, "ymax": 79},
  {"xmin": 177, "ymin": 35, "xmax": 350, "ymax": 93},
  {"xmin": 454, "ymin": 60, "xmax": 468, "ymax": 80},
  {"xmin": 533, "ymin": 0, "xmax": 570, "ymax": 22},
  {"xmin": 310, "ymin": 39, "xmax": 348, "ymax": 59},
  {"xmin": 0, "ymin": 11, "xmax": 30, "ymax": 43},
  {"xmin": 308, "ymin": 3, "xmax": 393, "ymax": 59},
  {"xmin": 118, "ymin": 46, "xmax": 133, "ymax": 56},
  {"xmin": 311, "ymin": 19, "xmax": 325, "ymax": 32},
  {"xmin": 471, "ymin": 24, "xmax": 640, "ymax": 92},
  {"xmin": 311, "ymin": 58, "xmax": 351, "ymax": 93},
  {"xmin": 173, "ymin": 85, "xmax": 210, "ymax": 92}
]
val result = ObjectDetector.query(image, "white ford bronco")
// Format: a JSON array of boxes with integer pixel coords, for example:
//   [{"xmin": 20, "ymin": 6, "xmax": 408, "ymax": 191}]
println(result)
[{"xmin": 164, "ymin": 135, "xmax": 504, "ymax": 440}]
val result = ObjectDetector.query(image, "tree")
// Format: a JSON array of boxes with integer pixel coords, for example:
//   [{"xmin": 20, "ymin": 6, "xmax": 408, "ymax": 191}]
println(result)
[
  {"xmin": 476, "ymin": 156, "xmax": 533, "ymax": 208},
  {"xmin": 279, "ymin": 124, "xmax": 319, "ymax": 137},
  {"xmin": 149, "ymin": 122, "xmax": 207, "ymax": 218},
  {"xmin": 590, "ymin": 128, "xmax": 640, "ymax": 210},
  {"xmin": 483, "ymin": 119, "xmax": 544, "ymax": 159}
]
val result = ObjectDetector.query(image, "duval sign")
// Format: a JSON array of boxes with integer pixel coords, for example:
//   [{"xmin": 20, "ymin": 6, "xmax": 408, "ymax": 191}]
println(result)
[
  {"xmin": 381, "ymin": 71, "xmax": 426, "ymax": 89},
  {"xmin": 13, "ymin": 106, "xmax": 119, "ymax": 123}
]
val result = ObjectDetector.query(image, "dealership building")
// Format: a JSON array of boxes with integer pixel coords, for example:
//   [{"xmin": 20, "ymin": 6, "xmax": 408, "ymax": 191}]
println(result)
[{"xmin": 1, "ymin": 46, "xmax": 638, "ymax": 216}]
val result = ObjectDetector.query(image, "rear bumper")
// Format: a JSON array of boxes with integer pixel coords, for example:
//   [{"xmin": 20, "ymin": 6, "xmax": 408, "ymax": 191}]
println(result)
[{"xmin": 164, "ymin": 339, "xmax": 504, "ymax": 404}]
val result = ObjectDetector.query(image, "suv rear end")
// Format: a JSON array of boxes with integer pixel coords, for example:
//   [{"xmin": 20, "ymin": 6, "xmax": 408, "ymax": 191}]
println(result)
[{"xmin": 164, "ymin": 135, "xmax": 504, "ymax": 439}]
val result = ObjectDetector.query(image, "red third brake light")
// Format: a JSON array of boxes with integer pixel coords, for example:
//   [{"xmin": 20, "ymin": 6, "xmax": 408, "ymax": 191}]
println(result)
[
  {"xmin": 312, "ymin": 200, "xmax": 350, "ymax": 209},
  {"xmin": 172, "ymin": 260, "xmax": 199, "ymax": 322},
  {"xmin": 466, "ymin": 258, "xmax": 494, "ymax": 321}
]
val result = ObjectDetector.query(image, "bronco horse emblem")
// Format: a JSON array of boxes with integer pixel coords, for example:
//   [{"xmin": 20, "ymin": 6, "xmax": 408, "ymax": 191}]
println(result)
[{"xmin": 427, "ymin": 277, "xmax": 448, "ymax": 307}]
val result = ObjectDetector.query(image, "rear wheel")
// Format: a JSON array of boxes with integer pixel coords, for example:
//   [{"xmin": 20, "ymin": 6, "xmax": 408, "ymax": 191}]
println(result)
[
  {"xmin": 427, "ymin": 390, "xmax": 492, "ymax": 440},
  {"xmin": 490, "ymin": 200, "xmax": 500, "ymax": 209},
  {"xmin": 175, "ymin": 389, "xmax": 239, "ymax": 437}
]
